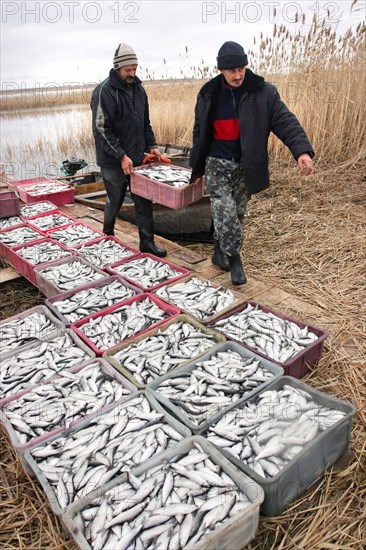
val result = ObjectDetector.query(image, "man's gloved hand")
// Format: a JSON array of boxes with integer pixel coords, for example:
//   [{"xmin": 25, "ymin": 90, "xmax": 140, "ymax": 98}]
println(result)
[{"xmin": 142, "ymin": 153, "xmax": 172, "ymax": 165}]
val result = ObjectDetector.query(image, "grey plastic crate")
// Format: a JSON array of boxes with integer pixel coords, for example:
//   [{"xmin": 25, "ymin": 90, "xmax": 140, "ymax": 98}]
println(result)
[
  {"xmin": 147, "ymin": 341, "xmax": 284, "ymax": 433},
  {"xmin": 200, "ymin": 376, "xmax": 356, "ymax": 516},
  {"xmin": 103, "ymin": 313, "xmax": 227, "ymax": 389},
  {"xmin": 23, "ymin": 391, "xmax": 191, "ymax": 515},
  {"xmin": 63, "ymin": 436, "xmax": 264, "ymax": 550}
]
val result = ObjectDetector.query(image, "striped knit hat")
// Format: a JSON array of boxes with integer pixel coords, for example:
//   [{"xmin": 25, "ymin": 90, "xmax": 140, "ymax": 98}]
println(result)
[{"xmin": 113, "ymin": 43, "xmax": 138, "ymax": 69}]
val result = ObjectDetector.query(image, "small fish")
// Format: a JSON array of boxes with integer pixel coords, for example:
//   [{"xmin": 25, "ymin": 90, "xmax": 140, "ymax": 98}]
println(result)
[
  {"xmin": 22, "ymin": 180, "xmax": 70, "ymax": 196},
  {"xmin": 21, "ymin": 202, "xmax": 58, "ymax": 218},
  {"xmin": 0, "ymin": 310, "xmax": 60, "ymax": 355},
  {"xmin": 110, "ymin": 256, "xmax": 184, "ymax": 290},
  {"xmin": 48, "ymin": 223, "xmax": 102, "ymax": 247},
  {"xmin": 0, "ymin": 216, "xmax": 23, "ymax": 229},
  {"xmin": 136, "ymin": 164, "xmax": 191, "ymax": 188},
  {"xmin": 37, "ymin": 258, "xmax": 106, "ymax": 292},
  {"xmin": 76, "ymin": 239, "xmax": 136, "ymax": 268},
  {"xmin": 0, "ymin": 224, "xmax": 43, "ymax": 247},
  {"xmin": 15, "ymin": 240, "xmax": 71, "ymax": 265}
]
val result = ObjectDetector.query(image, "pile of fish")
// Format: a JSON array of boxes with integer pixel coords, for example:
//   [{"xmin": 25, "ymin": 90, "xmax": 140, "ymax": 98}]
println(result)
[
  {"xmin": 76, "ymin": 239, "xmax": 136, "ymax": 268},
  {"xmin": 51, "ymin": 279, "xmax": 138, "ymax": 323},
  {"xmin": 0, "ymin": 333, "xmax": 93, "ymax": 401},
  {"xmin": 0, "ymin": 216, "xmax": 23, "ymax": 229},
  {"xmin": 154, "ymin": 351, "xmax": 275, "ymax": 426},
  {"xmin": 72, "ymin": 441, "xmax": 252, "ymax": 549},
  {"xmin": 212, "ymin": 303, "xmax": 318, "ymax": 363},
  {"xmin": 206, "ymin": 384, "xmax": 346, "ymax": 478},
  {"xmin": 15, "ymin": 241, "xmax": 71, "ymax": 265},
  {"xmin": 3, "ymin": 362, "xmax": 132, "ymax": 444},
  {"xmin": 111, "ymin": 321, "xmax": 220, "ymax": 385},
  {"xmin": 0, "ymin": 225, "xmax": 42, "ymax": 247},
  {"xmin": 78, "ymin": 298, "xmax": 171, "ymax": 351},
  {"xmin": 29, "ymin": 394, "xmax": 185, "ymax": 508},
  {"xmin": 49, "ymin": 224, "xmax": 102, "ymax": 247},
  {"xmin": 28, "ymin": 212, "xmax": 71, "ymax": 231},
  {"xmin": 156, "ymin": 277, "xmax": 237, "ymax": 322},
  {"xmin": 111, "ymin": 256, "xmax": 184, "ymax": 289},
  {"xmin": 137, "ymin": 165, "xmax": 191, "ymax": 188},
  {"xmin": 0, "ymin": 310, "xmax": 59, "ymax": 355},
  {"xmin": 21, "ymin": 202, "xmax": 57, "ymax": 218},
  {"xmin": 23, "ymin": 181, "xmax": 70, "ymax": 196},
  {"xmin": 37, "ymin": 259, "xmax": 105, "ymax": 292}
]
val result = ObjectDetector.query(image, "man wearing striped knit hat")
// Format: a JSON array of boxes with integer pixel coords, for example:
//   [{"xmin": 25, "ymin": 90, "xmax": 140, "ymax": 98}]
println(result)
[{"xmin": 190, "ymin": 41, "xmax": 314, "ymax": 285}]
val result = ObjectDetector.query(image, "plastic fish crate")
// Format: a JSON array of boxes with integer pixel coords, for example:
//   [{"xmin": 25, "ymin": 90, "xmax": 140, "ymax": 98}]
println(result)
[
  {"xmin": 153, "ymin": 274, "xmax": 246, "ymax": 325},
  {"xmin": 34, "ymin": 255, "xmax": 109, "ymax": 298},
  {"xmin": 0, "ymin": 190, "xmax": 21, "ymax": 218},
  {"xmin": 23, "ymin": 391, "xmax": 191, "ymax": 514},
  {"xmin": 46, "ymin": 221, "xmax": 104, "ymax": 247},
  {"xmin": 71, "ymin": 293, "xmax": 181, "ymax": 356},
  {"xmin": 11, "ymin": 238, "xmax": 74, "ymax": 286},
  {"xmin": 147, "ymin": 341, "xmax": 284, "ymax": 433},
  {"xmin": 7, "ymin": 176, "xmax": 48, "ymax": 191},
  {"xmin": 107, "ymin": 252, "xmax": 191, "ymax": 292},
  {"xmin": 0, "ymin": 304, "xmax": 65, "ymax": 361},
  {"xmin": 199, "ymin": 375, "xmax": 356, "ymax": 516},
  {"xmin": 62, "ymin": 436, "xmax": 264, "ymax": 549},
  {"xmin": 0, "ymin": 223, "xmax": 46, "ymax": 265},
  {"xmin": 26, "ymin": 210, "xmax": 76, "ymax": 232},
  {"xmin": 130, "ymin": 163, "xmax": 204, "ymax": 210},
  {"xmin": 20, "ymin": 201, "xmax": 59, "ymax": 219},
  {"xmin": 18, "ymin": 181, "xmax": 75, "ymax": 206},
  {"xmin": 208, "ymin": 301, "xmax": 329, "ymax": 378},
  {"xmin": 73, "ymin": 236, "xmax": 139, "ymax": 268},
  {"xmin": 45, "ymin": 275, "xmax": 143, "ymax": 326},
  {"xmin": 103, "ymin": 313, "xmax": 227, "ymax": 389}
]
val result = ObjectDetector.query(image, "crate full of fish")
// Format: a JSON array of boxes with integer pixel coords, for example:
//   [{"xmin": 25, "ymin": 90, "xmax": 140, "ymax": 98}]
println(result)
[
  {"xmin": 148, "ymin": 341, "xmax": 284, "ymax": 433},
  {"xmin": 0, "ymin": 329, "xmax": 96, "ymax": 404},
  {"xmin": 73, "ymin": 236, "xmax": 139, "ymax": 269},
  {"xmin": 0, "ymin": 304, "xmax": 65, "ymax": 361},
  {"xmin": 209, "ymin": 301, "xmax": 328, "ymax": 378},
  {"xmin": 103, "ymin": 314, "xmax": 227, "ymax": 389},
  {"xmin": 34, "ymin": 255, "xmax": 109, "ymax": 298},
  {"xmin": 11, "ymin": 238, "xmax": 74, "ymax": 285},
  {"xmin": 201, "ymin": 375, "xmax": 356, "ymax": 516},
  {"xmin": 18, "ymin": 180, "xmax": 75, "ymax": 206},
  {"xmin": 46, "ymin": 221, "xmax": 104, "ymax": 248},
  {"xmin": 62, "ymin": 436, "xmax": 264, "ymax": 550},
  {"xmin": 0, "ymin": 215, "xmax": 24, "ymax": 230},
  {"xmin": 131, "ymin": 163, "xmax": 204, "ymax": 210},
  {"xmin": 0, "ymin": 223, "xmax": 45, "ymax": 264},
  {"xmin": 0, "ymin": 190, "xmax": 21, "ymax": 218},
  {"xmin": 23, "ymin": 391, "xmax": 191, "ymax": 514},
  {"xmin": 7, "ymin": 176, "xmax": 48, "ymax": 191},
  {"xmin": 0, "ymin": 358, "xmax": 136, "ymax": 461},
  {"xmin": 26, "ymin": 210, "xmax": 76, "ymax": 232},
  {"xmin": 20, "ymin": 201, "xmax": 59, "ymax": 219},
  {"xmin": 45, "ymin": 275, "xmax": 143, "ymax": 325},
  {"xmin": 107, "ymin": 253, "xmax": 191, "ymax": 292},
  {"xmin": 71, "ymin": 293, "xmax": 181, "ymax": 356},
  {"xmin": 154, "ymin": 275, "xmax": 246, "ymax": 325}
]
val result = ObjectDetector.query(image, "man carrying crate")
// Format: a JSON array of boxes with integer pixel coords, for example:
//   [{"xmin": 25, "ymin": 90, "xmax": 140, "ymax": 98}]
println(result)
[{"xmin": 91, "ymin": 43, "xmax": 167, "ymax": 257}]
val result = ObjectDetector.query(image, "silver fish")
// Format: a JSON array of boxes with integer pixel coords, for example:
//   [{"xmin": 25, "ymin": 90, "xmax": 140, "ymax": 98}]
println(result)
[
  {"xmin": 0, "ymin": 225, "xmax": 43, "ymax": 246},
  {"xmin": 22, "ymin": 181, "xmax": 70, "ymax": 196},
  {"xmin": 15, "ymin": 241, "xmax": 71, "ymax": 265},
  {"xmin": 0, "ymin": 216, "xmax": 23, "ymax": 229},
  {"xmin": 0, "ymin": 310, "xmax": 60, "ymax": 355},
  {"xmin": 136, "ymin": 165, "xmax": 191, "ymax": 188},
  {"xmin": 27, "ymin": 212, "xmax": 72, "ymax": 231},
  {"xmin": 49, "ymin": 223, "xmax": 102, "ymax": 247},
  {"xmin": 21, "ymin": 202, "xmax": 58, "ymax": 218},
  {"xmin": 110, "ymin": 256, "xmax": 184, "ymax": 289},
  {"xmin": 37, "ymin": 258, "xmax": 105, "ymax": 292},
  {"xmin": 75, "ymin": 239, "xmax": 136, "ymax": 268}
]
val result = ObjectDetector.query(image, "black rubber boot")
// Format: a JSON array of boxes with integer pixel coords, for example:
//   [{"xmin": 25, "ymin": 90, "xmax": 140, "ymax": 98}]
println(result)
[
  {"xmin": 140, "ymin": 241, "xmax": 167, "ymax": 257},
  {"xmin": 212, "ymin": 240, "xmax": 230, "ymax": 271},
  {"xmin": 103, "ymin": 228, "xmax": 115, "ymax": 236},
  {"xmin": 228, "ymin": 254, "xmax": 247, "ymax": 285}
]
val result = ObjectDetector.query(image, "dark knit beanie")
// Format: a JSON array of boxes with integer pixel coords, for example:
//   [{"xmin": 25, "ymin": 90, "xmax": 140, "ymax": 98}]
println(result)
[
  {"xmin": 113, "ymin": 43, "xmax": 138, "ymax": 69},
  {"xmin": 217, "ymin": 41, "xmax": 248, "ymax": 70}
]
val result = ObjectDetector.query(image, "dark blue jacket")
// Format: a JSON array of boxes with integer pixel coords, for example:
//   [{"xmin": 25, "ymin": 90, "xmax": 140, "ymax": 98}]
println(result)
[
  {"xmin": 190, "ymin": 70, "xmax": 314, "ymax": 193},
  {"xmin": 91, "ymin": 69, "xmax": 157, "ymax": 168}
]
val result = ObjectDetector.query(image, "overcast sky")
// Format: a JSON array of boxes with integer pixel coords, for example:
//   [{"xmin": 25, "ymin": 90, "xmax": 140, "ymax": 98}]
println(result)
[{"xmin": 1, "ymin": 0, "xmax": 364, "ymax": 89}]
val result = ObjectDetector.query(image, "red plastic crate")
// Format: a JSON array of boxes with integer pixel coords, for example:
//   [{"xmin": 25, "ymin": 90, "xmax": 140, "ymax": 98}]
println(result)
[
  {"xmin": 18, "ymin": 181, "xmax": 74, "ymax": 206},
  {"xmin": 21, "ymin": 201, "xmax": 59, "ymax": 219},
  {"xmin": 46, "ymin": 221, "xmax": 104, "ymax": 247},
  {"xmin": 12, "ymin": 238, "xmax": 73, "ymax": 285},
  {"xmin": 71, "ymin": 293, "xmax": 181, "ymax": 355},
  {"xmin": 130, "ymin": 163, "xmax": 203, "ymax": 210},
  {"xmin": 0, "ymin": 223, "xmax": 45, "ymax": 265},
  {"xmin": 107, "ymin": 253, "xmax": 191, "ymax": 292},
  {"xmin": 73, "ymin": 236, "xmax": 139, "ymax": 268},
  {"xmin": 0, "ymin": 191, "xmax": 21, "ymax": 218},
  {"xmin": 7, "ymin": 177, "xmax": 48, "ymax": 191},
  {"xmin": 208, "ymin": 301, "xmax": 328, "ymax": 378},
  {"xmin": 26, "ymin": 210, "xmax": 76, "ymax": 232}
]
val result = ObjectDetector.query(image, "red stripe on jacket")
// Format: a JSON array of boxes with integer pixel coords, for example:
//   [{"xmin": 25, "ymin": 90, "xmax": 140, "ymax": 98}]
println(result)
[{"xmin": 213, "ymin": 118, "xmax": 240, "ymax": 141}]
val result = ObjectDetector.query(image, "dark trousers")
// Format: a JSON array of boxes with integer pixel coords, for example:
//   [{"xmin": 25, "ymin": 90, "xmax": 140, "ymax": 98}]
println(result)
[{"xmin": 101, "ymin": 166, "xmax": 154, "ymax": 241}]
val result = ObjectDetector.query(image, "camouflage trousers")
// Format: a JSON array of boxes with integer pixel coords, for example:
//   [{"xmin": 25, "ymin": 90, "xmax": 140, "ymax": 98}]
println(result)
[{"xmin": 205, "ymin": 157, "xmax": 251, "ymax": 256}]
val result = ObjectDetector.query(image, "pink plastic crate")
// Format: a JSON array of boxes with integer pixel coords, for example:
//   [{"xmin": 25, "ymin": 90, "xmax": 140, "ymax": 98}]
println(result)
[
  {"xmin": 0, "ymin": 190, "xmax": 21, "ymax": 218},
  {"xmin": 73, "ymin": 236, "xmax": 139, "ymax": 268},
  {"xmin": 45, "ymin": 275, "xmax": 143, "ymax": 325},
  {"xmin": 0, "ymin": 223, "xmax": 45, "ymax": 265},
  {"xmin": 21, "ymin": 201, "xmax": 59, "ymax": 219},
  {"xmin": 12, "ymin": 238, "xmax": 73, "ymax": 285},
  {"xmin": 71, "ymin": 293, "xmax": 181, "ymax": 355},
  {"xmin": 130, "ymin": 163, "xmax": 203, "ymax": 210},
  {"xmin": 107, "ymin": 253, "xmax": 191, "ymax": 292},
  {"xmin": 26, "ymin": 210, "xmax": 76, "ymax": 232},
  {"xmin": 209, "ymin": 301, "xmax": 328, "ymax": 379},
  {"xmin": 7, "ymin": 177, "xmax": 48, "ymax": 191},
  {"xmin": 18, "ymin": 181, "xmax": 74, "ymax": 206},
  {"xmin": 46, "ymin": 221, "xmax": 104, "ymax": 247}
]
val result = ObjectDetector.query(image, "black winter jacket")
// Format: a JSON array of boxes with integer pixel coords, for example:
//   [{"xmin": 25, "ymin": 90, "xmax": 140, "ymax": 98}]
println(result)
[
  {"xmin": 91, "ymin": 70, "xmax": 157, "ymax": 168},
  {"xmin": 189, "ymin": 71, "xmax": 314, "ymax": 194}
]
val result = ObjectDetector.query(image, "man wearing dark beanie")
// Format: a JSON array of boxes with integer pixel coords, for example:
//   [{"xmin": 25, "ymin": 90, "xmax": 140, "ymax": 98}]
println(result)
[
  {"xmin": 190, "ymin": 41, "xmax": 314, "ymax": 285},
  {"xmin": 90, "ymin": 43, "xmax": 166, "ymax": 257}
]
